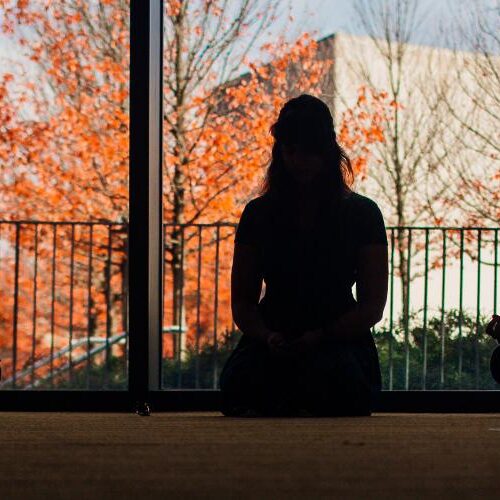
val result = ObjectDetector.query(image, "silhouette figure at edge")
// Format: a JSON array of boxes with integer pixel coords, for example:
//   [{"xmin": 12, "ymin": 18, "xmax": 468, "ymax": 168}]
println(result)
[{"xmin": 219, "ymin": 94, "xmax": 389, "ymax": 417}]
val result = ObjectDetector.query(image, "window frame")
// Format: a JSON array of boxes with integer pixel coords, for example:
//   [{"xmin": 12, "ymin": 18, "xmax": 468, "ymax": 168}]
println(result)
[{"xmin": 1, "ymin": 0, "xmax": 499, "ymax": 413}]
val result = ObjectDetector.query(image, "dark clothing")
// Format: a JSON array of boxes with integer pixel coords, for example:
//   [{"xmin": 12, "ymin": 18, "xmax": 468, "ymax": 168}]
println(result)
[
  {"xmin": 219, "ymin": 335, "xmax": 382, "ymax": 416},
  {"xmin": 220, "ymin": 190, "xmax": 388, "ymax": 416}
]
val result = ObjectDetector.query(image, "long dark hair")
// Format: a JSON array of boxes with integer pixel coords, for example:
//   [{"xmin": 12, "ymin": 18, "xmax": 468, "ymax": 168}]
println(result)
[{"xmin": 259, "ymin": 94, "xmax": 354, "ymax": 208}]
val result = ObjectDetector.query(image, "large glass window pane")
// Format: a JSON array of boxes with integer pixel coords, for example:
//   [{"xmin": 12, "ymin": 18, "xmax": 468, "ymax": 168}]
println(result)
[
  {"xmin": 0, "ymin": 1, "xmax": 129, "ymax": 390},
  {"xmin": 162, "ymin": 1, "xmax": 497, "ymax": 392}
]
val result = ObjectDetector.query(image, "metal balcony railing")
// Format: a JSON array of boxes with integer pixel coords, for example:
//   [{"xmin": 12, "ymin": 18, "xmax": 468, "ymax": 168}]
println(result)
[{"xmin": 0, "ymin": 221, "xmax": 498, "ymax": 391}]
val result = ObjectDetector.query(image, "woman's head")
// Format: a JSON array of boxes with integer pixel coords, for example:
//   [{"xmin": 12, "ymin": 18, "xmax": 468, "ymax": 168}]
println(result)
[{"xmin": 260, "ymin": 94, "xmax": 353, "ymax": 201}]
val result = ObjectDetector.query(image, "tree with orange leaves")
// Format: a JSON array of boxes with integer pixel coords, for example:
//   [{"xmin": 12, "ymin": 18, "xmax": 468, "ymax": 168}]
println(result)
[{"xmin": 0, "ymin": 0, "xmax": 129, "ymax": 385}]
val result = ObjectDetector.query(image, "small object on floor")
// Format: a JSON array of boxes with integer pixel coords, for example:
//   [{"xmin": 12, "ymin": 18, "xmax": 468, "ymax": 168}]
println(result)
[{"xmin": 134, "ymin": 401, "xmax": 151, "ymax": 416}]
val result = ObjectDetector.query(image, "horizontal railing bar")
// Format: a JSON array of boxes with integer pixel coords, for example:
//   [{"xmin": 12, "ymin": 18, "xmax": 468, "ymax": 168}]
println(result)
[
  {"xmin": 0, "ymin": 221, "xmax": 498, "ymax": 231},
  {"xmin": 1, "ymin": 327, "xmax": 179, "ymax": 389},
  {"xmin": 162, "ymin": 225, "xmax": 500, "ymax": 230},
  {"xmin": 0, "ymin": 333, "xmax": 127, "ymax": 389},
  {"xmin": 22, "ymin": 333, "xmax": 128, "ymax": 390},
  {"xmin": 79, "ymin": 337, "xmax": 127, "ymax": 344},
  {"xmin": 163, "ymin": 325, "xmax": 188, "ymax": 333},
  {"xmin": 0, "ymin": 221, "xmax": 126, "ymax": 226}
]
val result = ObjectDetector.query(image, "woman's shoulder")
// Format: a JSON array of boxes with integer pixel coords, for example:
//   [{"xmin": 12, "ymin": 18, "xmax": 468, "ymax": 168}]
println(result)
[
  {"xmin": 344, "ymin": 191, "xmax": 388, "ymax": 246},
  {"xmin": 344, "ymin": 191, "xmax": 382, "ymax": 212},
  {"xmin": 243, "ymin": 190, "xmax": 382, "ymax": 218},
  {"xmin": 242, "ymin": 193, "xmax": 272, "ymax": 215}
]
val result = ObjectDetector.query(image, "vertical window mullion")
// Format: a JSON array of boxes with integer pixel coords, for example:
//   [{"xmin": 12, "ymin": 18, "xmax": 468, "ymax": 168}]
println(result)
[{"xmin": 129, "ymin": 0, "xmax": 164, "ymax": 400}]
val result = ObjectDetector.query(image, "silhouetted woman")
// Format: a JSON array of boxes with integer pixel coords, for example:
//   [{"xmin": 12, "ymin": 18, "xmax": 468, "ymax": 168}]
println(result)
[{"xmin": 219, "ymin": 94, "xmax": 389, "ymax": 417}]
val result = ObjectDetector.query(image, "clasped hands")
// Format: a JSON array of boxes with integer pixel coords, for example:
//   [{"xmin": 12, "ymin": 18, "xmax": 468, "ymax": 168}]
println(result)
[{"xmin": 266, "ymin": 329, "xmax": 324, "ymax": 358}]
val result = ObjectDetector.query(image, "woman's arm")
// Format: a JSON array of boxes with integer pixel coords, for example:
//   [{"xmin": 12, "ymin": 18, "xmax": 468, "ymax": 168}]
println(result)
[
  {"xmin": 315, "ymin": 243, "xmax": 389, "ymax": 341},
  {"xmin": 231, "ymin": 242, "xmax": 272, "ymax": 343}
]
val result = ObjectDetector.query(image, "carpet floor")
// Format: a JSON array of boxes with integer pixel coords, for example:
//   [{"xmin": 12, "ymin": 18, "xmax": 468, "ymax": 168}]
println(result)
[{"xmin": 1, "ymin": 412, "xmax": 500, "ymax": 499}]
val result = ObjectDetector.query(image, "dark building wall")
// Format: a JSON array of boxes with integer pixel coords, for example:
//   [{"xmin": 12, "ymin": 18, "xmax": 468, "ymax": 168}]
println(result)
[
  {"xmin": 212, "ymin": 33, "xmax": 338, "ymax": 118},
  {"xmin": 315, "ymin": 33, "xmax": 336, "ymax": 118}
]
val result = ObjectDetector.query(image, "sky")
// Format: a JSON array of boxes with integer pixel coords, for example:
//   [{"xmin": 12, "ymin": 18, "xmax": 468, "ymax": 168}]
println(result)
[
  {"xmin": 302, "ymin": 0, "xmax": 495, "ymax": 35},
  {"xmin": 256, "ymin": 0, "xmax": 478, "ymax": 50},
  {"xmin": 1, "ymin": 0, "xmax": 497, "ymax": 62},
  {"xmin": 1, "ymin": 0, "xmax": 497, "ymax": 78},
  {"xmin": 211, "ymin": 0, "xmax": 499, "ymax": 80}
]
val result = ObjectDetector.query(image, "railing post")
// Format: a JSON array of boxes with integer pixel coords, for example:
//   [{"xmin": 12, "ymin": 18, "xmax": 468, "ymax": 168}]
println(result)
[
  {"xmin": 30, "ymin": 224, "xmax": 39, "ymax": 387},
  {"xmin": 475, "ymin": 229, "xmax": 482, "ymax": 389},
  {"xmin": 11, "ymin": 223, "xmax": 20, "ymax": 389},
  {"xmin": 389, "ymin": 228, "xmax": 395, "ymax": 391},
  {"xmin": 50, "ymin": 224, "xmax": 57, "ymax": 389},
  {"xmin": 440, "ymin": 229, "xmax": 447, "ymax": 389},
  {"xmin": 422, "ymin": 228, "xmax": 429, "ymax": 390},
  {"xmin": 86, "ymin": 225, "xmax": 94, "ymax": 389},
  {"xmin": 458, "ymin": 229, "xmax": 464, "ymax": 385},
  {"xmin": 69, "ymin": 224, "xmax": 75, "ymax": 387},
  {"xmin": 404, "ymin": 228, "xmax": 411, "ymax": 391},
  {"xmin": 195, "ymin": 226, "xmax": 203, "ymax": 389},
  {"xmin": 213, "ymin": 225, "xmax": 221, "ymax": 390}
]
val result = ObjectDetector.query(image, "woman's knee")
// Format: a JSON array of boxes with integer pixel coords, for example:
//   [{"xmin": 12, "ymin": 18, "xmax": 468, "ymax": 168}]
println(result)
[
  {"xmin": 299, "ymin": 348, "xmax": 374, "ymax": 414},
  {"xmin": 219, "ymin": 342, "xmax": 299, "ymax": 414},
  {"xmin": 219, "ymin": 341, "xmax": 271, "ymax": 393}
]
